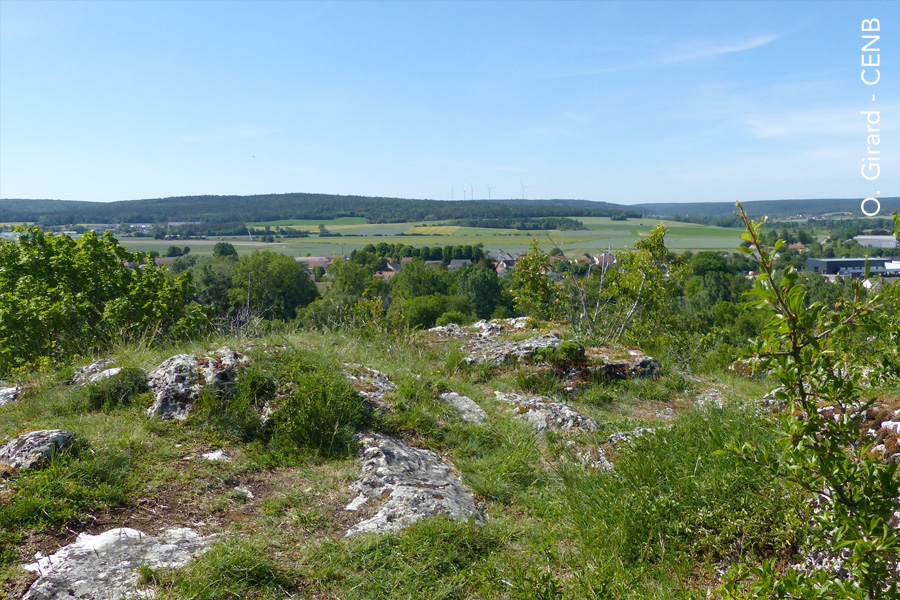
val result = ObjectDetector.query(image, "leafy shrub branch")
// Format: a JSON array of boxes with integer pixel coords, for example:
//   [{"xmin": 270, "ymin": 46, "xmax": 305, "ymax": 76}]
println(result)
[{"xmin": 718, "ymin": 204, "xmax": 899, "ymax": 600}]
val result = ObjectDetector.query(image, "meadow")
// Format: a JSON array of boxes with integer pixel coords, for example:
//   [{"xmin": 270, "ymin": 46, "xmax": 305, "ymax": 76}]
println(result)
[{"xmin": 117, "ymin": 217, "xmax": 746, "ymax": 258}]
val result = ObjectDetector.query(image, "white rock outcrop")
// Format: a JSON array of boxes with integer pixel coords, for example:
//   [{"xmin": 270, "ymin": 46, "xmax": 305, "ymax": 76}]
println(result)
[
  {"xmin": 22, "ymin": 527, "xmax": 216, "ymax": 600},
  {"xmin": 0, "ymin": 385, "xmax": 20, "ymax": 408},
  {"xmin": 69, "ymin": 359, "xmax": 122, "ymax": 387},
  {"xmin": 0, "ymin": 430, "xmax": 77, "ymax": 473},
  {"xmin": 344, "ymin": 434, "xmax": 483, "ymax": 536},
  {"xmin": 439, "ymin": 391, "xmax": 487, "ymax": 424},
  {"xmin": 146, "ymin": 350, "xmax": 248, "ymax": 420},
  {"xmin": 343, "ymin": 363, "xmax": 397, "ymax": 409},
  {"xmin": 494, "ymin": 391, "xmax": 599, "ymax": 432}
]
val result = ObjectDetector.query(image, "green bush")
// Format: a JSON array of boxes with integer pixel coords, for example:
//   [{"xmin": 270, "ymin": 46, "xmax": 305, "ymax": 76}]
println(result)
[
  {"xmin": 435, "ymin": 310, "xmax": 475, "ymax": 327},
  {"xmin": 269, "ymin": 371, "xmax": 370, "ymax": 460},
  {"xmin": 404, "ymin": 295, "xmax": 446, "ymax": 330},
  {"xmin": 0, "ymin": 228, "xmax": 205, "ymax": 376}
]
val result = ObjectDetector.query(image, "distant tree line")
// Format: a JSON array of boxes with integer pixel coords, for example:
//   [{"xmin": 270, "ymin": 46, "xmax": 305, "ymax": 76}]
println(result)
[
  {"xmin": 352, "ymin": 242, "xmax": 486, "ymax": 264},
  {"xmin": 0, "ymin": 194, "xmax": 635, "ymax": 228}
]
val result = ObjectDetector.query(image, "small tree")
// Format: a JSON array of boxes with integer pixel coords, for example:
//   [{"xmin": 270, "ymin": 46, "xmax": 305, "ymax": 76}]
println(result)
[
  {"xmin": 512, "ymin": 239, "xmax": 562, "ymax": 319},
  {"xmin": 212, "ymin": 242, "xmax": 238, "ymax": 258},
  {"xmin": 719, "ymin": 204, "xmax": 899, "ymax": 600}
]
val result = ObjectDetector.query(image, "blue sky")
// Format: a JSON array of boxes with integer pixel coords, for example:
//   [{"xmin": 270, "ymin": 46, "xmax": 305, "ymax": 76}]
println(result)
[{"xmin": 1, "ymin": 0, "xmax": 897, "ymax": 205}]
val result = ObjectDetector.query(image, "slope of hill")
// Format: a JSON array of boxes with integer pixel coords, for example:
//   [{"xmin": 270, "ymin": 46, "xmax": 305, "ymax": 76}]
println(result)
[
  {"xmin": 0, "ymin": 194, "xmax": 639, "ymax": 226},
  {"xmin": 635, "ymin": 197, "xmax": 900, "ymax": 218}
]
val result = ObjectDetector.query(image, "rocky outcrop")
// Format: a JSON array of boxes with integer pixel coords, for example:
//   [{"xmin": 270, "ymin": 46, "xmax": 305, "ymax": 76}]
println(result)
[
  {"xmin": 146, "ymin": 349, "xmax": 248, "ymax": 420},
  {"xmin": 344, "ymin": 434, "xmax": 483, "ymax": 536},
  {"xmin": 576, "ymin": 445, "xmax": 613, "ymax": 472},
  {"xmin": 22, "ymin": 527, "xmax": 216, "ymax": 600},
  {"xmin": 69, "ymin": 359, "xmax": 122, "ymax": 387},
  {"xmin": 343, "ymin": 363, "xmax": 397, "ymax": 409},
  {"xmin": 465, "ymin": 333, "xmax": 563, "ymax": 366},
  {"xmin": 587, "ymin": 350, "xmax": 660, "ymax": 381},
  {"xmin": 428, "ymin": 323, "xmax": 467, "ymax": 338},
  {"xmin": 0, "ymin": 430, "xmax": 76, "ymax": 474},
  {"xmin": 605, "ymin": 427, "xmax": 655, "ymax": 445},
  {"xmin": 494, "ymin": 391, "xmax": 598, "ymax": 432},
  {"xmin": 695, "ymin": 387, "xmax": 726, "ymax": 409},
  {"xmin": 0, "ymin": 385, "xmax": 20, "ymax": 408},
  {"xmin": 439, "ymin": 391, "xmax": 487, "ymax": 424}
]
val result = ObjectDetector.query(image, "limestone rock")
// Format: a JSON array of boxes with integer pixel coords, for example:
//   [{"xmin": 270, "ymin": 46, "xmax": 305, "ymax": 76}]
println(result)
[
  {"xmin": 146, "ymin": 349, "xmax": 248, "ymax": 420},
  {"xmin": 344, "ymin": 434, "xmax": 483, "ymax": 536},
  {"xmin": 577, "ymin": 445, "xmax": 613, "ymax": 472},
  {"xmin": 146, "ymin": 354, "xmax": 199, "ymax": 420},
  {"xmin": 69, "ymin": 359, "xmax": 122, "ymax": 387},
  {"xmin": 464, "ymin": 333, "xmax": 562, "ymax": 366},
  {"xmin": 588, "ymin": 350, "xmax": 660, "ymax": 381},
  {"xmin": 22, "ymin": 527, "xmax": 216, "ymax": 600},
  {"xmin": 0, "ymin": 385, "xmax": 20, "ymax": 408},
  {"xmin": 695, "ymin": 388, "xmax": 726, "ymax": 409},
  {"xmin": 343, "ymin": 363, "xmax": 397, "ymax": 409},
  {"xmin": 439, "ymin": 391, "xmax": 487, "ymax": 424},
  {"xmin": 605, "ymin": 427, "xmax": 655, "ymax": 445},
  {"xmin": 427, "ymin": 323, "xmax": 467, "ymax": 338},
  {"xmin": 494, "ymin": 391, "xmax": 598, "ymax": 432},
  {"xmin": 201, "ymin": 449, "xmax": 231, "ymax": 462},
  {"xmin": 0, "ymin": 430, "xmax": 76, "ymax": 474}
]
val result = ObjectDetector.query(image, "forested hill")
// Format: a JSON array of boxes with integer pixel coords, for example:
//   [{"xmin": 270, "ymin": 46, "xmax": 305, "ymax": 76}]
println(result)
[
  {"xmin": 0, "ymin": 193, "xmax": 639, "ymax": 225},
  {"xmin": 635, "ymin": 197, "xmax": 900, "ymax": 218}
]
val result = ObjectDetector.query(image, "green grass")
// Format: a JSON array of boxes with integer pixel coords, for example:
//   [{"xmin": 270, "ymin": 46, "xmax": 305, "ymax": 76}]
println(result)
[
  {"xmin": 118, "ymin": 216, "xmax": 744, "ymax": 259},
  {"xmin": 0, "ymin": 325, "xmax": 806, "ymax": 599}
]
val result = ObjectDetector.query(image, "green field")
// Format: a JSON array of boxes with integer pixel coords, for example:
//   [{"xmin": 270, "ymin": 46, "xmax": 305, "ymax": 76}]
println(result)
[{"xmin": 115, "ymin": 216, "xmax": 744, "ymax": 258}]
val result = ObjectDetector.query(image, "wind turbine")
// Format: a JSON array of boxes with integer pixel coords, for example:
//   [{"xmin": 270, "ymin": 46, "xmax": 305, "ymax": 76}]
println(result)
[
  {"xmin": 470, "ymin": 184, "xmax": 474, "ymax": 202},
  {"xmin": 451, "ymin": 186, "xmax": 454, "ymax": 201},
  {"xmin": 520, "ymin": 180, "xmax": 530, "ymax": 200},
  {"xmin": 486, "ymin": 185, "xmax": 496, "ymax": 200}
]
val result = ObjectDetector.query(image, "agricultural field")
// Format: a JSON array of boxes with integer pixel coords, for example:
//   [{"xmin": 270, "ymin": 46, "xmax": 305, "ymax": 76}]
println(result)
[{"xmin": 115, "ymin": 216, "xmax": 746, "ymax": 258}]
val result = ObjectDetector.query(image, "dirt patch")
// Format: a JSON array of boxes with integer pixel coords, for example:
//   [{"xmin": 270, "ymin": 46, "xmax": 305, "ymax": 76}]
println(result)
[{"xmin": 5, "ymin": 459, "xmax": 365, "ymax": 597}]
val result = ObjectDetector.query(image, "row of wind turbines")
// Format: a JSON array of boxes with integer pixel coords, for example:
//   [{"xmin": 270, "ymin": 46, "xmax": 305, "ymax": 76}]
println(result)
[{"xmin": 450, "ymin": 181, "xmax": 530, "ymax": 201}]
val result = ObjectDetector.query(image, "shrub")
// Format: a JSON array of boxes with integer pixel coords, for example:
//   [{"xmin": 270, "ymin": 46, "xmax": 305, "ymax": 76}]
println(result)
[
  {"xmin": 435, "ymin": 310, "xmax": 474, "ymax": 327},
  {"xmin": 0, "ymin": 228, "xmax": 205, "ymax": 376},
  {"xmin": 404, "ymin": 295, "xmax": 446, "ymax": 330},
  {"xmin": 718, "ymin": 205, "xmax": 900, "ymax": 600}
]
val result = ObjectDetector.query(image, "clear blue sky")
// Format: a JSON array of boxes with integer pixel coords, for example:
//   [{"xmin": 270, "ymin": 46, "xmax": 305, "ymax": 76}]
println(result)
[{"xmin": 1, "ymin": 0, "xmax": 897, "ymax": 205}]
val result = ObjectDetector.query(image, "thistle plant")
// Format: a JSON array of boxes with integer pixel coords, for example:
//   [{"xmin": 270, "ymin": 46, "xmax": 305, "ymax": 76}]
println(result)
[{"xmin": 719, "ymin": 203, "xmax": 899, "ymax": 600}]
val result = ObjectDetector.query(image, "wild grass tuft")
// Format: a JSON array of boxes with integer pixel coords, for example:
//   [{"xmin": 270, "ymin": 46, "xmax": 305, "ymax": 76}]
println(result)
[
  {"xmin": 146, "ymin": 539, "xmax": 300, "ymax": 600},
  {"xmin": 563, "ymin": 405, "xmax": 802, "ymax": 568}
]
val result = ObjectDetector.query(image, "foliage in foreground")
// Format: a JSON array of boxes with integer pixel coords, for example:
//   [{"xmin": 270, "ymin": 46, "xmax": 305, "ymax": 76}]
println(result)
[
  {"xmin": 718, "ymin": 204, "xmax": 900, "ymax": 600},
  {"xmin": 0, "ymin": 228, "xmax": 205, "ymax": 376}
]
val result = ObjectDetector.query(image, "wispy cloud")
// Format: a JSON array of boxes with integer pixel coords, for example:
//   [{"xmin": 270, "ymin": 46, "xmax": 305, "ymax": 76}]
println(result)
[
  {"xmin": 666, "ymin": 35, "xmax": 781, "ymax": 63},
  {"xmin": 550, "ymin": 33, "xmax": 781, "ymax": 78}
]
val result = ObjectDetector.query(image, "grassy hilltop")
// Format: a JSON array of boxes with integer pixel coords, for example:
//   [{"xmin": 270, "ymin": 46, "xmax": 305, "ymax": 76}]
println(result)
[{"xmin": 1, "ymin": 212, "xmax": 898, "ymax": 599}]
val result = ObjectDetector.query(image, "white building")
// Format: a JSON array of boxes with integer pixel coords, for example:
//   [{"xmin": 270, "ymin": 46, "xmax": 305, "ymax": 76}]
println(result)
[{"xmin": 853, "ymin": 235, "xmax": 898, "ymax": 249}]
